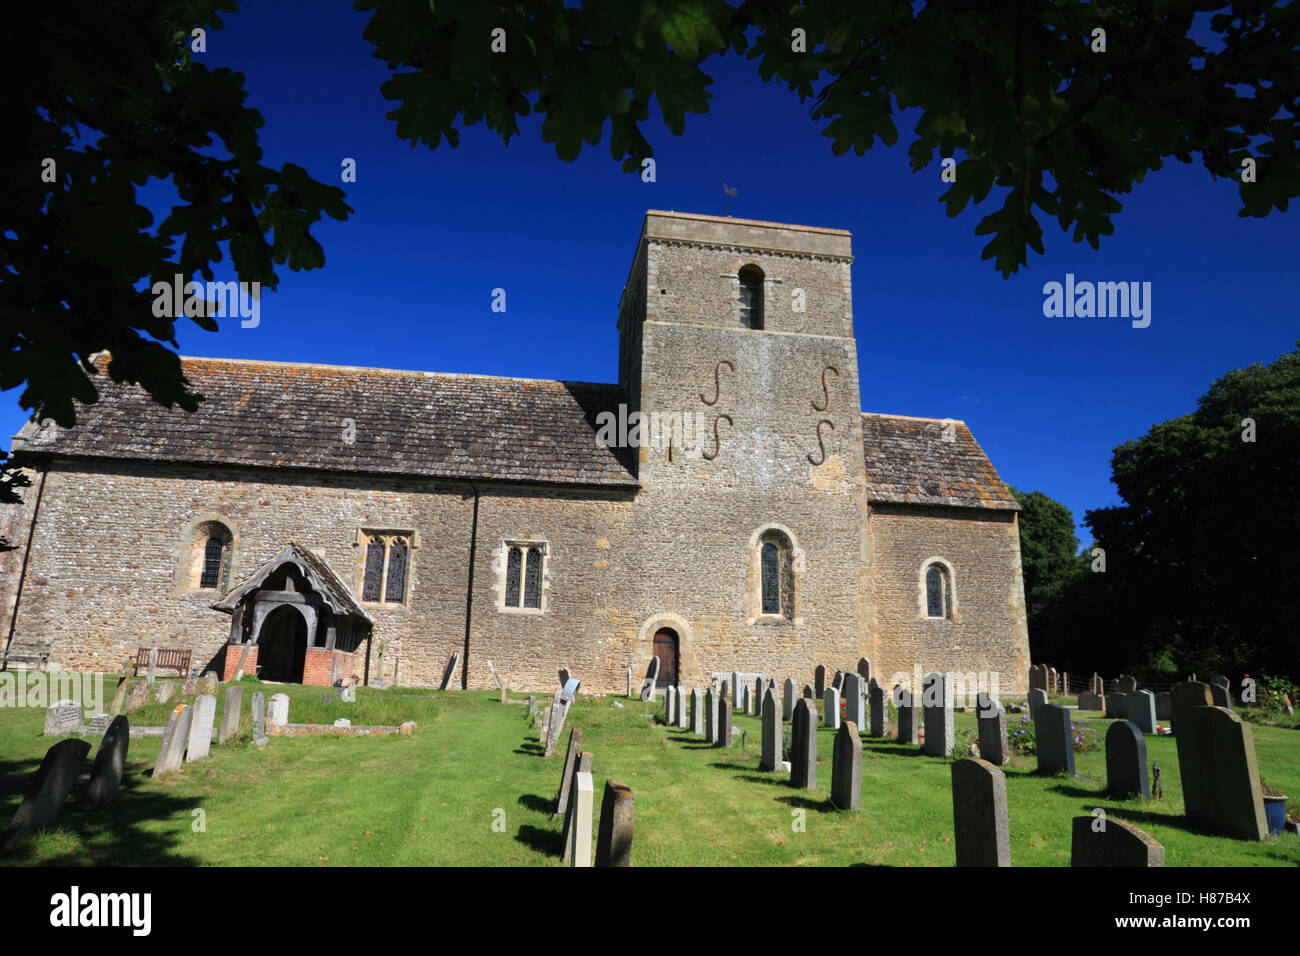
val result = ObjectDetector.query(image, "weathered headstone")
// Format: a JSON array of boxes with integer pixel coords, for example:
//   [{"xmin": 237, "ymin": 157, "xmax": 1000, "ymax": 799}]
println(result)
[
  {"xmin": 155, "ymin": 682, "xmax": 174, "ymax": 705},
  {"xmin": 824, "ymin": 687, "xmax": 840, "ymax": 729},
  {"xmin": 552, "ymin": 728, "xmax": 584, "ymax": 820},
  {"xmin": 182, "ymin": 676, "xmax": 199, "ymax": 697},
  {"xmin": 760, "ymin": 689, "xmax": 782, "ymax": 771},
  {"xmin": 341, "ymin": 684, "xmax": 356, "ymax": 703},
  {"xmin": 251, "ymin": 691, "xmax": 267, "ymax": 746},
  {"xmin": 831, "ymin": 671, "xmax": 844, "ymax": 693},
  {"xmin": 868, "ymin": 680, "xmax": 888, "ymax": 738},
  {"xmin": 1071, "ymin": 817, "xmax": 1164, "ymax": 867},
  {"xmin": 814, "ymin": 665, "xmax": 826, "ymax": 700},
  {"xmin": 153, "ymin": 704, "xmax": 192, "ymax": 777},
  {"xmin": 1027, "ymin": 688, "xmax": 1048, "ymax": 714},
  {"xmin": 856, "ymin": 657, "xmax": 871, "ymax": 682},
  {"xmin": 923, "ymin": 672, "xmax": 954, "ymax": 757},
  {"xmin": 43, "ymin": 700, "xmax": 81, "ymax": 737},
  {"xmin": 202, "ymin": 672, "xmax": 218, "ymax": 695},
  {"xmin": 1117, "ymin": 674, "xmax": 1137, "ymax": 694},
  {"xmin": 83, "ymin": 716, "xmax": 129, "ymax": 811},
  {"xmin": 558, "ymin": 666, "xmax": 570, "ymax": 688},
  {"xmin": 566, "ymin": 771, "xmax": 594, "ymax": 868},
  {"xmin": 595, "ymin": 780, "xmax": 635, "ymax": 867},
  {"xmin": 1176, "ymin": 706, "xmax": 1266, "ymax": 841},
  {"xmin": 1028, "ymin": 663, "xmax": 1047, "ymax": 692},
  {"xmin": 110, "ymin": 665, "xmax": 132, "ymax": 715},
  {"xmin": 1033, "ymin": 704, "xmax": 1076, "ymax": 776},
  {"xmin": 1127, "ymin": 689, "xmax": 1157, "ymax": 734},
  {"xmin": 639, "ymin": 657, "xmax": 659, "ymax": 702},
  {"xmin": 690, "ymin": 688, "xmax": 704, "ymax": 735},
  {"xmin": 704, "ymin": 687, "xmax": 717, "ymax": 744},
  {"xmin": 830, "ymin": 721, "xmax": 861, "ymax": 810},
  {"xmin": 185, "ymin": 694, "xmax": 217, "ymax": 762},
  {"xmin": 802, "ymin": 683, "xmax": 814, "ymax": 700},
  {"xmin": 1, "ymin": 739, "xmax": 90, "ymax": 851},
  {"xmin": 1170, "ymin": 681, "xmax": 1213, "ymax": 735},
  {"xmin": 951, "ymin": 758, "xmax": 1011, "ymax": 867},
  {"xmin": 1104, "ymin": 692, "xmax": 1129, "ymax": 719},
  {"xmin": 439, "ymin": 651, "xmax": 460, "ymax": 690},
  {"xmin": 1106, "ymin": 720, "xmax": 1150, "ymax": 799},
  {"xmin": 146, "ymin": 647, "xmax": 158, "ymax": 684},
  {"xmin": 87, "ymin": 713, "xmax": 113, "ymax": 735},
  {"xmin": 268, "ymin": 692, "xmax": 289, "ymax": 728},
  {"xmin": 664, "ymin": 685, "xmax": 676, "ymax": 724},
  {"xmin": 976, "ymin": 693, "xmax": 1008, "ymax": 766},
  {"xmin": 843, "ymin": 672, "xmax": 866, "ymax": 729},
  {"xmin": 732, "ymin": 671, "xmax": 743, "ymax": 711},
  {"xmin": 543, "ymin": 690, "xmax": 567, "ymax": 756},
  {"xmin": 626, "ymin": 667, "xmax": 633, "ymax": 698},
  {"xmin": 782, "ymin": 677, "xmax": 797, "ymax": 721},
  {"xmin": 1077, "ymin": 691, "xmax": 1105, "ymax": 712},
  {"xmin": 126, "ymin": 681, "xmax": 148, "ymax": 713},
  {"xmin": 676, "ymin": 690, "xmax": 689, "ymax": 729},
  {"xmin": 716, "ymin": 692, "xmax": 732, "ymax": 747},
  {"xmin": 1047, "ymin": 666, "xmax": 1058, "ymax": 694},
  {"xmin": 790, "ymin": 698, "xmax": 817, "ymax": 789},
  {"xmin": 1155, "ymin": 691, "xmax": 1172, "ymax": 721},
  {"xmin": 486, "ymin": 659, "xmax": 503, "ymax": 691},
  {"xmin": 560, "ymin": 751, "xmax": 593, "ymax": 863}
]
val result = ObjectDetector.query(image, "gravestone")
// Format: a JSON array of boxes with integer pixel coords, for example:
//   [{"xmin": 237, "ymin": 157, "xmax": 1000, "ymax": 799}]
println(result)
[
  {"xmin": 1027, "ymin": 688, "xmax": 1048, "ymax": 714},
  {"xmin": 716, "ymin": 693, "xmax": 732, "ymax": 747},
  {"xmin": 790, "ymin": 698, "xmax": 817, "ymax": 789},
  {"xmin": 43, "ymin": 700, "xmax": 81, "ymax": 736},
  {"xmin": 558, "ymin": 666, "xmax": 570, "ymax": 688},
  {"xmin": 1034, "ymin": 704, "xmax": 1076, "ymax": 776},
  {"xmin": 126, "ymin": 681, "xmax": 148, "ymax": 713},
  {"xmin": 664, "ymin": 685, "xmax": 676, "ymax": 724},
  {"xmin": 541, "ymin": 707, "xmax": 551, "ymax": 736},
  {"xmin": 595, "ymin": 780, "xmax": 635, "ymax": 867},
  {"xmin": 639, "ymin": 658, "xmax": 659, "ymax": 702},
  {"xmin": 185, "ymin": 694, "xmax": 217, "ymax": 762},
  {"xmin": 815, "ymin": 665, "xmax": 826, "ymax": 700},
  {"xmin": 87, "ymin": 713, "xmax": 113, "ymax": 735},
  {"xmin": 146, "ymin": 648, "xmax": 158, "ymax": 684},
  {"xmin": 951, "ymin": 758, "xmax": 1011, "ymax": 867},
  {"xmin": 182, "ymin": 676, "xmax": 199, "ymax": 697},
  {"xmin": 868, "ymin": 681, "xmax": 888, "ymax": 738},
  {"xmin": 1028, "ymin": 664, "xmax": 1047, "ymax": 692},
  {"xmin": 1106, "ymin": 720, "xmax": 1150, "ymax": 799},
  {"xmin": 802, "ymin": 684, "xmax": 814, "ymax": 700},
  {"xmin": 566, "ymin": 771, "xmax": 594, "ymax": 867},
  {"xmin": 439, "ymin": 651, "xmax": 460, "ymax": 690},
  {"xmin": 83, "ymin": 716, "xmax": 129, "ymax": 811},
  {"xmin": 676, "ymin": 690, "xmax": 689, "ymax": 729},
  {"xmin": 1170, "ymin": 681, "xmax": 1213, "ymax": 735},
  {"xmin": 155, "ymin": 682, "xmax": 174, "ymax": 705},
  {"xmin": 1104, "ymin": 692, "xmax": 1129, "ymax": 719},
  {"xmin": 1127, "ymin": 689, "xmax": 1157, "ymax": 734},
  {"xmin": 842, "ymin": 673, "xmax": 866, "ymax": 729},
  {"xmin": 552, "ymin": 728, "xmax": 584, "ymax": 820},
  {"xmin": 824, "ymin": 687, "xmax": 840, "ymax": 729},
  {"xmin": 1047, "ymin": 666, "xmax": 1058, "ymax": 694},
  {"xmin": 830, "ymin": 721, "xmax": 861, "ymax": 810},
  {"xmin": 1071, "ymin": 817, "xmax": 1164, "ymax": 867},
  {"xmin": 923, "ymin": 672, "xmax": 954, "ymax": 757},
  {"xmin": 732, "ymin": 671, "xmax": 742, "ymax": 711},
  {"xmin": 976, "ymin": 693, "xmax": 1008, "ymax": 766},
  {"xmin": 782, "ymin": 677, "xmax": 797, "ymax": 721},
  {"xmin": 1155, "ymin": 692, "xmax": 1172, "ymax": 721},
  {"xmin": 690, "ymin": 688, "xmax": 704, "ymax": 735},
  {"xmin": 626, "ymin": 667, "xmax": 633, "ymax": 698},
  {"xmin": 831, "ymin": 671, "xmax": 844, "ymax": 693},
  {"xmin": 704, "ymin": 687, "xmax": 717, "ymax": 744},
  {"xmin": 1077, "ymin": 691, "xmax": 1104, "ymax": 712},
  {"xmin": 251, "ymin": 692, "xmax": 267, "ymax": 746},
  {"xmin": 1176, "ymin": 706, "xmax": 1266, "ymax": 840},
  {"xmin": 760, "ymin": 689, "xmax": 782, "ymax": 772},
  {"xmin": 1210, "ymin": 681, "xmax": 1232, "ymax": 710},
  {"xmin": 896, "ymin": 685, "xmax": 920, "ymax": 745},
  {"xmin": 486, "ymin": 659, "xmax": 503, "ymax": 691},
  {"xmin": 268, "ymin": 693, "xmax": 290, "ymax": 728},
  {"xmin": 153, "ymin": 704, "xmax": 192, "ymax": 777},
  {"xmin": 856, "ymin": 658, "xmax": 871, "ymax": 681},
  {"xmin": 202, "ymin": 672, "xmax": 218, "ymax": 694},
  {"xmin": 341, "ymin": 684, "xmax": 356, "ymax": 703},
  {"xmin": 1, "ymin": 739, "xmax": 90, "ymax": 851},
  {"xmin": 110, "ymin": 668, "xmax": 132, "ymax": 715},
  {"xmin": 1117, "ymin": 674, "xmax": 1137, "ymax": 695},
  {"xmin": 561, "ymin": 751, "xmax": 593, "ymax": 863},
  {"xmin": 332, "ymin": 719, "xmax": 351, "ymax": 728},
  {"xmin": 1090, "ymin": 673, "xmax": 1104, "ymax": 695},
  {"xmin": 544, "ymin": 690, "xmax": 569, "ymax": 757}
]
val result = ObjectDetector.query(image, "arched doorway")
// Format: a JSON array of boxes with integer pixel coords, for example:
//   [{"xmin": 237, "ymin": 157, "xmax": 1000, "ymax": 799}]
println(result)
[
  {"xmin": 259, "ymin": 605, "xmax": 308, "ymax": 683},
  {"xmin": 652, "ymin": 628, "xmax": 679, "ymax": 688}
]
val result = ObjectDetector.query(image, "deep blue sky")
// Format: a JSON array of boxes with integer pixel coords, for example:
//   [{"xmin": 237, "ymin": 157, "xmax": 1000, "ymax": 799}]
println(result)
[{"xmin": 7, "ymin": 3, "xmax": 1297, "ymax": 545}]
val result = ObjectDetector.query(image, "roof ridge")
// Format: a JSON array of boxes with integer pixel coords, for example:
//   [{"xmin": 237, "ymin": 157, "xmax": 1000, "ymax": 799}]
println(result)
[{"xmin": 862, "ymin": 411, "xmax": 968, "ymax": 425}]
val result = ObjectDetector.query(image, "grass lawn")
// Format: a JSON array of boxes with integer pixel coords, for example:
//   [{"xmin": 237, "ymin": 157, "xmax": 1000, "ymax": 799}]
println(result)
[{"xmin": 1, "ymin": 681, "xmax": 1297, "ymax": 866}]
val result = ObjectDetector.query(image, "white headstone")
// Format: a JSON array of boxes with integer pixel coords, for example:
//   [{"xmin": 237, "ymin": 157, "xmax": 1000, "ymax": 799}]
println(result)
[
  {"xmin": 824, "ymin": 687, "xmax": 840, "ymax": 729},
  {"xmin": 268, "ymin": 693, "xmax": 290, "ymax": 728},
  {"xmin": 567, "ymin": 771, "xmax": 594, "ymax": 867},
  {"xmin": 185, "ymin": 694, "xmax": 216, "ymax": 762}
]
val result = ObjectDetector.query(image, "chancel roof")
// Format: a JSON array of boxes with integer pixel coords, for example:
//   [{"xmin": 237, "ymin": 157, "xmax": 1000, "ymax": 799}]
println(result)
[{"xmin": 861, "ymin": 413, "xmax": 1019, "ymax": 511}]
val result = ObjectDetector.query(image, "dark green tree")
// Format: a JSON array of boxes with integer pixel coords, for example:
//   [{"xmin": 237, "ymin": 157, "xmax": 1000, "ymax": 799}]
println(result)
[{"xmin": 1011, "ymin": 487, "xmax": 1086, "ymax": 663}]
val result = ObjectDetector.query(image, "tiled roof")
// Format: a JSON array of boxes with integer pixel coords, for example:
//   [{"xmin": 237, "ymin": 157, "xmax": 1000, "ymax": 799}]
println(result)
[
  {"xmin": 212, "ymin": 541, "xmax": 372, "ymax": 622},
  {"xmin": 14, "ymin": 355, "xmax": 638, "ymax": 489},
  {"xmin": 861, "ymin": 413, "xmax": 1018, "ymax": 511}
]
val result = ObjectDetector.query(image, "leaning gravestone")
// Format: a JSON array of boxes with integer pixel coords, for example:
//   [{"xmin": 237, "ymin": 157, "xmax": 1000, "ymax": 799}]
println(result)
[
  {"xmin": 1106, "ymin": 720, "xmax": 1150, "ymax": 799},
  {"xmin": 439, "ymin": 651, "xmax": 460, "ymax": 690},
  {"xmin": 153, "ymin": 704, "xmax": 192, "ymax": 777},
  {"xmin": 268, "ymin": 693, "xmax": 290, "ymax": 728},
  {"xmin": 814, "ymin": 664, "xmax": 827, "ymax": 700},
  {"xmin": 1071, "ymin": 817, "xmax": 1164, "ymax": 866},
  {"xmin": 552, "ymin": 728, "xmax": 584, "ymax": 820},
  {"xmin": 558, "ymin": 666, "xmax": 570, "ymax": 688},
  {"xmin": 110, "ymin": 666, "xmax": 132, "ymax": 715},
  {"xmin": 43, "ymin": 700, "xmax": 81, "ymax": 737},
  {"xmin": 1104, "ymin": 692, "xmax": 1129, "ymax": 719},
  {"xmin": 790, "ymin": 698, "xmax": 817, "ymax": 789},
  {"xmin": 251, "ymin": 692, "xmax": 267, "ymax": 746},
  {"xmin": 1170, "ymin": 681, "xmax": 1213, "ymax": 736},
  {"xmin": 760, "ymin": 689, "xmax": 782, "ymax": 771},
  {"xmin": 716, "ymin": 692, "xmax": 732, "ymax": 748},
  {"xmin": 186, "ymin": 694, "xmax": 217, "ymax": 762},
  {"xmin": 595, "ymin": 781, "xmax": 635, "ymax": 867},
  {"xmin": 951, "ymin": 758, "xmax": 1011, "ymax": 867},
  {"xmin": 843, "ymin": 673, "xmax": 866, "ymax": 729},
  {"xmin": 543, "ymin": 690, "xmax": 567, "ymax": 757},
  {"xmin": 1077, "ymin": 691, "xmax": 1104, "ymax": 712},
  {"xmin": 1034, "ymin": 704, "xmax": 1075, "ymax": 776},
  {"xmin": 690, "ymin": 688, "xmax": 704, "ymax": 735},
  {"xmin": 704, "ymin": 687, "xmax": 717, "ymax": 744},
  {"xmin": 83, "ymin": 716, "xmax": 129, "ymax": 811},
  {"xmin": 1, "ymin": 739, "xmax": 91, "ymax": 851},
  {"xmin": 896, "ymin": 685, "xmax": 920, "ymax": 745},
  {"xmin": 782, "ymin": 677, "xmax": 797, "ymax": 721},
  {"xmin": 219, "ymin": 685, "xmax": 243, "ymax": 744},
  {"xmin": 1176, "ymin": 706, "xmax": 1267, "ymax": 841},
  {"xmin": 824, "ymin": 687, "xmax": 840, "ymax": 730},
  {"xmin": 923, "ymin": 672, "xmax": 954, "ymax": 757},
  {"xmin": 830, "ymin": 721, "xmax": 862, "ymax": 810},
  {"xmin": 1027, "ymin": 688, "xmax": 1048, "ymax": 714},
  {"xmin": 1127, "ymin": 689, "xmax": 1157, "ymax": 734},
  {"xmin": 976, "ymin": 693, "xmax": 1008, "ymax": 766},
  {"xmin": 868, "ymin": 680, "xmax": 889, "ymax": 738},
  {"xmin": 639, "ymin": 658, "xmax": 660, "ymax": 702}
]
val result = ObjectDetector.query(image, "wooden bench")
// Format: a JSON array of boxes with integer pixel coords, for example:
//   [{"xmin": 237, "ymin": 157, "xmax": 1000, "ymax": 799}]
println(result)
[
  {"xmin": 0, "ymin": 650, "xmax": 50, "ymax": 670},
  {"xmin": 134, "ymin": 648, "xmax": 192, "ymax": 678}
]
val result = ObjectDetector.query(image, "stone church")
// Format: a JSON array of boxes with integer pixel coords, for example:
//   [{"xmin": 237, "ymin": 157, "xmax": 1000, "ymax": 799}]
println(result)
[{"xmin": 1, "ymin": 211, "xmax": 1030, "ymax": 694}]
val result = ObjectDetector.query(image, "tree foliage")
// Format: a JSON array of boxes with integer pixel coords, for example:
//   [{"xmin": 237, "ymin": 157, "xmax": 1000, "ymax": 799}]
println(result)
[
  {"xmin": 361, "ymin": 0, "xmax": 1299, "ymax": 275},
  {"xmin": 1011, "ymin": 486, "xmax": 1086, "ymax": 662}
]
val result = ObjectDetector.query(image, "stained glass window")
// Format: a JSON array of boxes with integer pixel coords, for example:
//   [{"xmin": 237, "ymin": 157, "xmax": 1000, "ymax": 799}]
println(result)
[
  {"xmin": 505, "ymin": 546, "xmax": 522, "ymax": 607},
  {"xmin": 200, "ymin": 535, "xmax": 225, "ymax": 589},
  {"xmin": 523, "ymin": 547, "xmax": 542, "ymax": 609},
  {"xmin": 739, "ymin": 267, "xmax": 764, "ymax": 329},
  {"xmin": 926, "ymin": 565, "xmax": 946, "ymax": 618},
  {"xmin": 385, "ymin": 538, "xmax": 408, "ymax": 602},
  {"xmin": 362, "ymin": 537, "xmax": 385, "ymax": 601},
  {"xmin": 761, "ymin": 542, "xmax": 779, "ymax": 614}
]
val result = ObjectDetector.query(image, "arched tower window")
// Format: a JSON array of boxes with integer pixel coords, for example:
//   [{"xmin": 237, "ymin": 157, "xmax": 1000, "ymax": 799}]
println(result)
[
  {"xmin": 756, "ymin": 529, "xmax": 795, "ymax": 620},
  {"xmin": 925, "ymin": 562, "xmax": 953, "ymax": 619},
  {"xmin": 761, "ymin": 543, "xmax": 780, "ymax": 614},
  {"xmin": 739, "ymin": 265, "xmax": 764, "ymax": 330}
]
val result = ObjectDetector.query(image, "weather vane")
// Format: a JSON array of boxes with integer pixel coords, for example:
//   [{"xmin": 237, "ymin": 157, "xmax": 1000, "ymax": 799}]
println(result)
[{"xmin": 723, "ymin": 183, "xmax": 738, "ymax": 217}]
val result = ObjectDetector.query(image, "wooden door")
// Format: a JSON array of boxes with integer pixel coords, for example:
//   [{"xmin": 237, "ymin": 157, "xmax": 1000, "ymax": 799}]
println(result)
[{"xmin": 652, "ymin": 628, "xmax": 678, "ymax": 687}]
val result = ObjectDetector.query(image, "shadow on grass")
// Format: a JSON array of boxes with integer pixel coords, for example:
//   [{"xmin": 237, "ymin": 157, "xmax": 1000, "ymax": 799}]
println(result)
[
  {"xmin": 517, "ymin": 794, "xmax": 552, "ymax": 814},
  {"xmin": 776, "ymin": 794, "xmax": 836, "ymax": 814},
  {"xmin": 516, "ymin": 742, "xmax": 544, "ymax": 755},
  {"xmin": 1079, "ymin": 805, "xmax": 1226, "ymax": 838},
  {"xmin": 1046, "ymin": 781, "xmax": 1108, "ymax": 799},
  {"xmin": 861, "ymin": 744, "xmax": 926, "ymax": 758},
  {"xmin": 515, "ymin": 824, "xmax": 563, "ymax": 857},
  {"xmin": 735, "ymin": 773, "xmax": 788, "ymax": 787}
]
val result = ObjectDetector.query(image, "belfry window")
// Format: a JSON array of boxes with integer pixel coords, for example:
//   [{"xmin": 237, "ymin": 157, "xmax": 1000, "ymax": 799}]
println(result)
[{"xmin": 739, "ymin": 265, "xmax": 764, "ymax": 330}]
